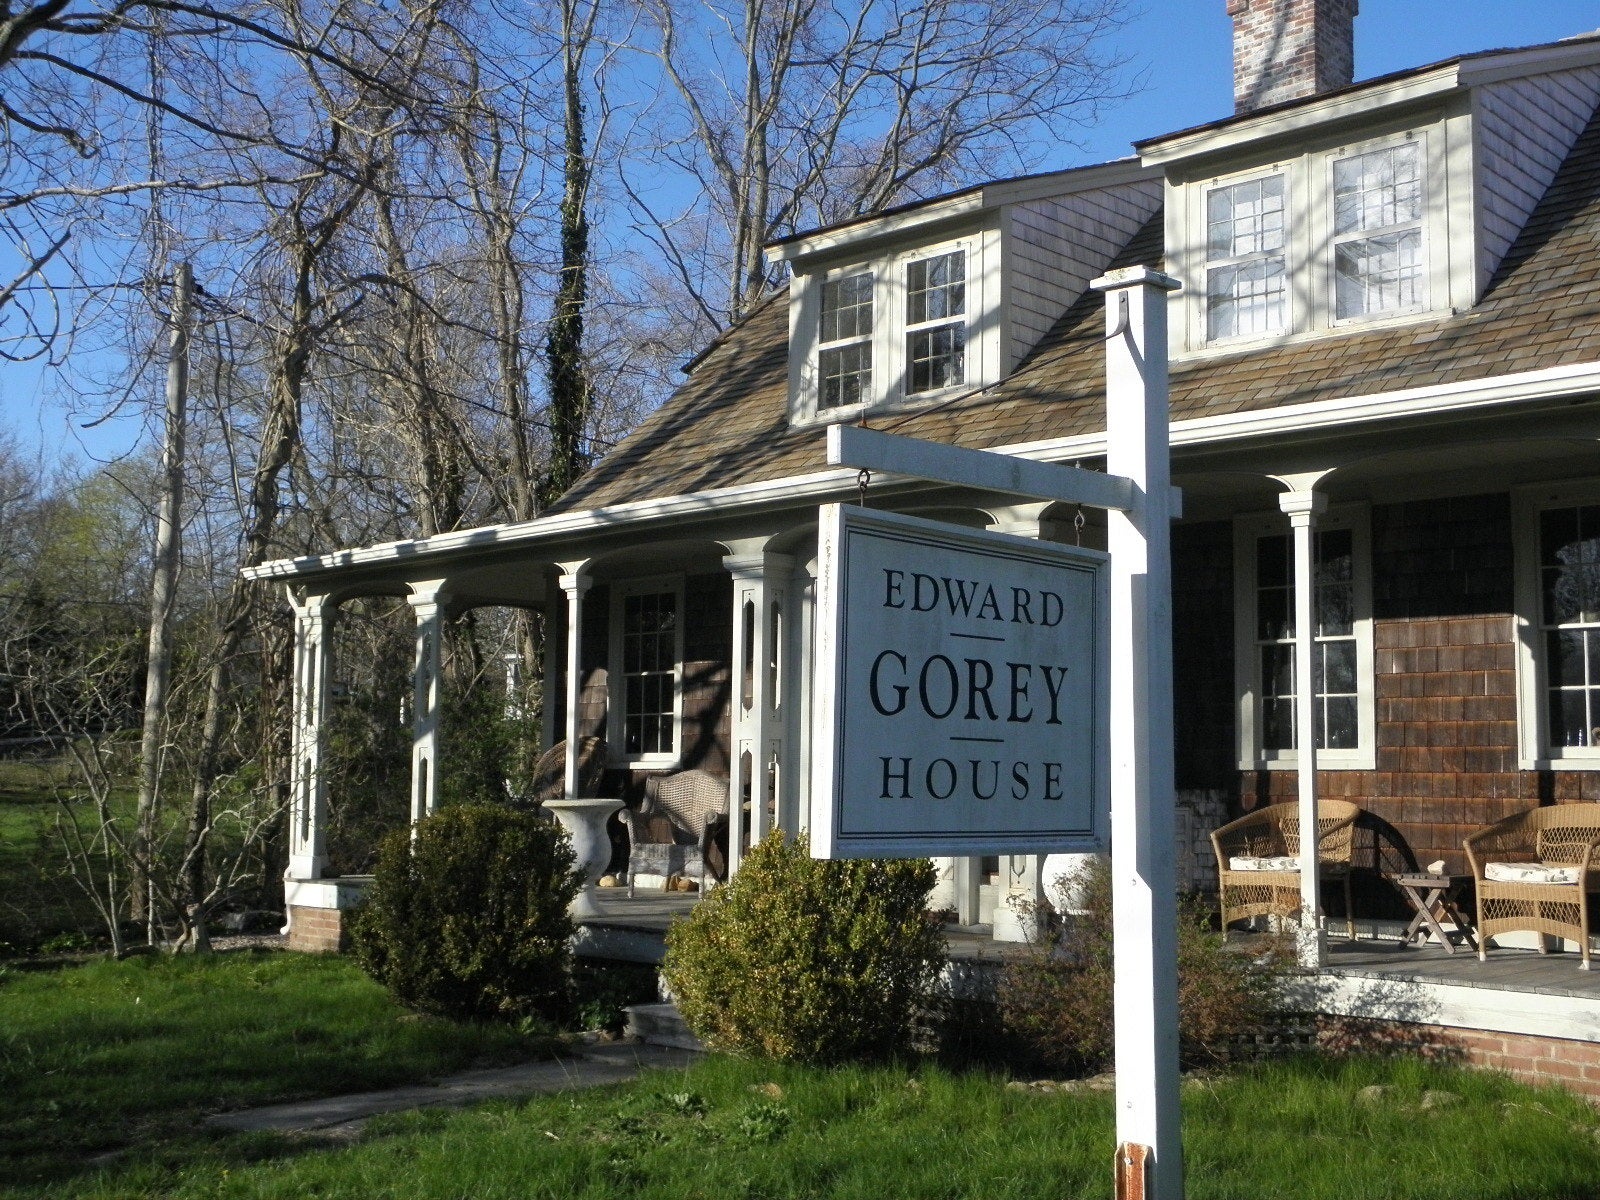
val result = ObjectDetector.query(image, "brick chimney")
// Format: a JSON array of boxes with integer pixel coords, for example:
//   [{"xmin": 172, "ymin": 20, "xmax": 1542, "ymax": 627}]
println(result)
[{"xmin": 1228, "ymin": 0, "xmax": 1358, "ymax": 114}]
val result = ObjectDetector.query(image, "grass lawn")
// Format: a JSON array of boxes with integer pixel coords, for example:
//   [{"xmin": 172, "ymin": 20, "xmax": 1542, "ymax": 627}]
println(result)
[
  {"xmin": 4, "ymin": 953, "xmax": 1599, "ymax": 1200},
  {"xmin": 0, "ymin": 951, "xmax": 557, "ymax": 1193}
]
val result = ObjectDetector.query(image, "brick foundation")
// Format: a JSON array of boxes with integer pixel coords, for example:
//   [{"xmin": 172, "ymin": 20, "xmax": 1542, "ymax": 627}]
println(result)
[
  {"xmin": 287, "ymin": 904, "xmax": 349, "ymax": 953},
  {"xmin": 1318, "ymin": 1016, "xmax": 1600, "ymax": 1102}
]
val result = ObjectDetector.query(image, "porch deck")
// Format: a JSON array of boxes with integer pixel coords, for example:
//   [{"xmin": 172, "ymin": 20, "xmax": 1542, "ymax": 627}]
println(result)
[{"xmin": 576, "ymin": 890, "xmax": 1600, "ymax": 1045}]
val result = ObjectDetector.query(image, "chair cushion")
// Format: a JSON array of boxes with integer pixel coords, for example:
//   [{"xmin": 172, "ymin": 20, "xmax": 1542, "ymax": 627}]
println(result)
[
  {"xmin": 1484, "ymin": 861, "xmax": 1580, "ymax": 885},
  {"xmin": 1228, "ymin": 855, "xmax": 1301, "ymax": 872}
]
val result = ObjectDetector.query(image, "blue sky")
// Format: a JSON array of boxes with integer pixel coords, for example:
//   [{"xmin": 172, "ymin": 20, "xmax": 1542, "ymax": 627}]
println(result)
[
  {"xmin": 6, "ymin": 1, "xmax": 1599, "ymax": 470},
  {"xmin": 1073, "ymin": 0, "xmax": 1600, "ymax": 164}
]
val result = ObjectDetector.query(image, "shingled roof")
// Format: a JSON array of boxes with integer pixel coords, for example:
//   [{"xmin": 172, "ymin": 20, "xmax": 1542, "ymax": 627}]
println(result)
[{"xmin": 552, "ymin": 100, "xmax": 1600, "ymax": 515}]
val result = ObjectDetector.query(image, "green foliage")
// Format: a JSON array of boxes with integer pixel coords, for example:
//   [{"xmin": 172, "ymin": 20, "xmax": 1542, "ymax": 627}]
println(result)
[
  {"xmin": 350, "ymin": 805, "xmax": 582, "ymax": 1021},
  {"xmin": 437, "ymin": 676, "xmax": 522, "ymax": 810},
  {"xmin": 998, "ymin": 857, "xmax": 1284, "ymax": 1074},
  {"xmin": 662, "ymin": 831, "xmax": 944, "ymax": 1064}
]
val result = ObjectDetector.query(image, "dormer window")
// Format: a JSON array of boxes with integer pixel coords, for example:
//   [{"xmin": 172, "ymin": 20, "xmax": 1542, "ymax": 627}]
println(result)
[
  {"xmin": 1205, "ymin": 174, "xmax": 1287, "ymax": 340},
  {"xmin": 906, "ymin": 249, "xmax": 967, "ymax": 394},
  {"xmin": 786, "ymin": 232, "xmax": 996, "ymax": 424},
  {"xmin": 1175, "ymin": 132, "xmax": 1445, "ymax": 353},
  {"xmin": 819, "ymin": 271, "xmax": 874, "ymax": 410},
  {"xmin": 1332, "ymin": 142, "xmax": 1423, "ymax": 320}
]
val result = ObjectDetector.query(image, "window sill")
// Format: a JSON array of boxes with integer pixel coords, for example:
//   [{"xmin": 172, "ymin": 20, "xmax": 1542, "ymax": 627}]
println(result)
[
  {"xmin": 1177, "ymin": 306, "xmax": 1454, "ymax": 365},
  {"xmin": 1517, "ymin": 756, "xmax": 1600, "ymax": 773},
  {"xmin": 1238, "ymin": 749, "xmax": 1377, "ymax": 772},
  {"xmin": 788, "ymin": 382, "xmax": 985, "ymax": 430}
]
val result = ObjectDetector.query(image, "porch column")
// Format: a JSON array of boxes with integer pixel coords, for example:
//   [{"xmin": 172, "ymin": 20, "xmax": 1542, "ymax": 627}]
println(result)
[
  {"xmin": 1280, "ymin": 488, "xmax": 1329, "ymax": 968},
  {"xmin": 725, "ymin": 548, "xmax": 792, "ymax": 877},
  {"xmin": 557, "ymin": 566, "xmax": 592, "ymax": 796},
  {"xmin": 987, "ymin": 503, "xmax": 1054, "ymax": 940},
  {"xmin": 540, "ymin": 582, "xmax": 566, "ymax": 752},
  {"xmin": 287, "ymin": 590, "xmax": 334, "ymax": 880},
  {"xmin": 408, "ymin": 582, "xmax": 451, "ymax": 824}
]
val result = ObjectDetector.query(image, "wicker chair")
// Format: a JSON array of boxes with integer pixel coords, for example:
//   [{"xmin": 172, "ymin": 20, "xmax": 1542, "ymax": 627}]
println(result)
[
  {"xmin": 621, "ymin": 769, "xmax": 729, "ymax": 893},
  {"xmin": 1211, "ymin": 800, "xmax": 1360, "ymax": 939},
  {"xmin": 1464, "ymin": 803, "xmax": 1600, "ymax": 970},
  {"xmin": 521, "ymin": 737, "xmax": 609, "ymax": 806}
]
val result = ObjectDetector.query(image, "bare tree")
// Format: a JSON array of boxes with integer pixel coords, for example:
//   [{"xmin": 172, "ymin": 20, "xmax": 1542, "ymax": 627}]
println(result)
[{"xmin": 628, "ymin": 0, "xmax": 1131, "ymax": 327}]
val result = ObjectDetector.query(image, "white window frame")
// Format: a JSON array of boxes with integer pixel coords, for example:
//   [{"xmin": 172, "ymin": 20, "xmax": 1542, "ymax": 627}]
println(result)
[
  {"xmin": 1514, "ymin": 481, "xmax": 1600, "ymax": 770},
  {"xmin": 1234, "ymin": 506, "xmax": 1376, "ymax": 771},
  {"xmin": 608, "ymin": 576, "xmax": 685, "ymax": 768},
  {"xmin": 1328, "ymin": 139, "xmax": 1428, "ymax": 325},
  {"xmin": 1202, "ymin": 170, "xmax": 1290, "ymax": 344},
  {"xmin": 817, "ymin": 266, "xmax": 875, "ymax": 411},
  {"xmin": 1181, "ymin": 131, "xmax": 1442, "ymax": 354},
  {"xmin": 790, "ymin": 232, "xmax": 991, "ymax": 425}
]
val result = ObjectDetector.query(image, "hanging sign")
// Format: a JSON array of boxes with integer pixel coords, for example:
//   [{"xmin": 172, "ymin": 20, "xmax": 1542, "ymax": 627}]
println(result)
[{"xmin": 810, "ymin": 503, "xmax": 1109, "ymax": 858}]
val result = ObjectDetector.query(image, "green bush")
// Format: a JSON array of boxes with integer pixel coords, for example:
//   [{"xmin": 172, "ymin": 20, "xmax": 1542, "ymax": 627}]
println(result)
[
  {"xmin": 662, "ymin": 831, "xmax": 944, "ymax": 1064},
  {"xmin": 997, "ymin": 857, "xmax": 1284, "ymax": 1074},
  {"xmin": 349, "ymin": 804, "xmax": 582, "ymax": 1021}
]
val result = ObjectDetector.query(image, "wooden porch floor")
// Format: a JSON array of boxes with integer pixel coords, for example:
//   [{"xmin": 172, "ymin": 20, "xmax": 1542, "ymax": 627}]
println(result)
[{"xmin": 580, "ymin": 890, "xmax": 1600, "ymax": 1003}]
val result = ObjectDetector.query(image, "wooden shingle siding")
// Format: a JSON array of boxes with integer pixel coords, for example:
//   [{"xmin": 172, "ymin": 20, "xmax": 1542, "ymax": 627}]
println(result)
[
  {"xmin": 1476, "ymin": 67, "xmax": 1600, "ymax": 292},
  {"xmin": 679, "ymin": 573, "xmax": 732, "ymax": 776},
  {"xmin": 1172, "ymin": 520, "xmax": 1237, "ymax": 790},
  {"xmin": 1005, "ymin": 181, "xmax": 1163, "ymax": 368}
]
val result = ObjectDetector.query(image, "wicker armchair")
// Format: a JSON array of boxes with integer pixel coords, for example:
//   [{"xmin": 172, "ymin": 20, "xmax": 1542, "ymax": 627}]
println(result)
[
  {"xmin": 621, "ymin": 769, "xmax": 729, "ymax": 893},
  {"xmin": 1465, "ymin": 803, "xmax": 1600, "ymax": 970},
  {"xmin": 521, "ymin": 737, "xmax": 609, "ymax": 806},
  {"xmin": 1211, "ymin": 800, "xmax": 1360, "ymax": 939}
]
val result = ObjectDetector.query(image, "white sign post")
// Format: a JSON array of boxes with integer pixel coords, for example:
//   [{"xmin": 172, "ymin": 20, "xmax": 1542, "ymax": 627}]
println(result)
[
  {"xmin": 816, "ymin": 265, "xmax": 1185, "ymax": 1200},
  {"xmin": 811, "ymin": 505, "xmax": 1109, "ymax": 859}
]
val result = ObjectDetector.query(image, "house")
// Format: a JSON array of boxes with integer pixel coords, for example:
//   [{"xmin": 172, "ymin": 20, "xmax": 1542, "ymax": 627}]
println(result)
[{"xmin": 249, "ymin": 0, "xmax": 1600, "ymax": 1093}]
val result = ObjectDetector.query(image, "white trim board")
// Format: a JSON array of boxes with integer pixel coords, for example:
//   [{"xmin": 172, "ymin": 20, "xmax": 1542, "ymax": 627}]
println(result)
[
  {"xmin": 244, "ymin": 358, "xmax": 1600, "ymax": 584},
  {"xmin": 1291, "ymin": 971, "xmax": 1600, "ymax": 1045}
]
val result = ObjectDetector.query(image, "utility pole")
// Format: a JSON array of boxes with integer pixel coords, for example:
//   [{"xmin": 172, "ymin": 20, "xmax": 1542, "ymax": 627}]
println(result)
[{"xmin": 134, "ymin": 261, "xmax": 192, "ymax": 942}]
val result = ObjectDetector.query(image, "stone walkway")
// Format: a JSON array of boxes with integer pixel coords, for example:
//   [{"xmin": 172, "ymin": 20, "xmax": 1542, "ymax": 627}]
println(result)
[{"xmin": 206, "ymin": 1041, "xmax": 701, "ymax": 1137}]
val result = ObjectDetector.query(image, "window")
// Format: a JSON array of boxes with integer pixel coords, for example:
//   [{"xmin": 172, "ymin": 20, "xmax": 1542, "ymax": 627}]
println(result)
[
  {"xmin": 905, "ymin": 250, "xmax": 966, "ymax": 394},
  {"xmin": 1332, "ymin": 144, "xmax": 1423, "ymax": 320},
  {"xmin": 1235, "ymin": 509, "xmax": 1374, "ymax": 769},
  {"xmin": 791, "ymin": 233, "xmax": 991, "ymax": 423},
  {"xmin": 1514, "ymin": 486, "xmax": 1600, "ymax": 767},
  {"xmin": 819, "ymin": 271, "xmax": 873, "ymax": 410},
  {"xmin": 1205, "ymin": 174, "xmax": 1287, "ymax": 340},
  {"xmin": 1183, "ymin": 134, "xmax": 1438, "ymax": 351},
  {"xmin": 609, "ymin": 580, "xmax": 683, "ymax": 764}
]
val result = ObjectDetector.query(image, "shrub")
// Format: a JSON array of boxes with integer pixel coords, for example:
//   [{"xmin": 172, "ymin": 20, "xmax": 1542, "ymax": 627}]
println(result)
[
  {"xmin": 998, "ymin": 857, "xmax": 1284, "ymax": 1074},
  {"xmin": 349, "ymin": 804, "xmax": 581, "ymax": 1021},
  {"xmin": 662, "ymin": 832, "xmax": 944, "ymax": 1064}
]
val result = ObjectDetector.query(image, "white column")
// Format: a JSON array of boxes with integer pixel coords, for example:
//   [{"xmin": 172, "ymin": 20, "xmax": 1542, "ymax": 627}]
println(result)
[
  {"xmin": 1280, "ymin": 488, "xmax": 1329, "ymax": 968},
  {"xmin": 287, "ymin": 590, "xmax": 334, "ymax": 880},
  {"xmin": 725, "ymin": 549, "xmax": 792, "ymax": 876},
  {"xmin": 557, "ymin": 567, "xmax": 592, "ymax": 797},
  {"xmin": 1094, "ymin": 265, "xmax": 1184, "ymax": 1200},
  {"xmin": 408, "ymin": 583, "xmax": 451, "ymax": 824},
  {"xmin": 540, "ymin": 586, "xmax": 566, "ymax": 753}
]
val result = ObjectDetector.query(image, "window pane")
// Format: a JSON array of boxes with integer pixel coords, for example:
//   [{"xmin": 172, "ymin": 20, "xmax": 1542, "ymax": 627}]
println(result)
[
  {"xmin": 907, "ymin": 251, "xmax": 965, "ymax": 325},
  {"xmin": 1261, "ymin": 644, "xmax": 1294, "ymax": 698},
  {"xmin": 1263, "ymin": 698, "xmax": 1295, "ymax": 750},
  {"xmin": 1321, "ymin": 640, "xmax": 1357, "ymax": 694},
  {"xmin": 1256, "ymin": 533, "xmax": 1289, "ymax": 587},
  {"xmin": 1549, "ymin": 630, "xmax": 1587, "ymax": 688},
  {"xmin": 1207, "ymin": 258, "xmax": 1286, "ymax": 339},
  {"xmin": 1322, "ymin": 696, "xmax": 1359, "ymax": 749},
  {"xmin": 821, "ymin": 272, "xmax": 873, "ymax": 342},
  {"xmin": 1335, "ymin": 230, "xmax": 1422, "ymax": 318},
  {"xmin": 907, "ymin": 323, "xmax": 966, "ymax": 394},
  {"xmin": 1207, "ymin": 175, "xmax": 1285, "ymax": 257},
  {"xmin": 1334, "ymin": 144, "xmax": 1421, "ymax": 234},
  {"xmin": 820, "ymin": 342, "xmax": 872, "ymax": 409},
  {"xmin": 1554, "ymin": 689, "xmax": 1591, "ymax": 748},
  {"xmin": 1258, "ymin": 586, "xmax": 1291, "ymax": 641}
]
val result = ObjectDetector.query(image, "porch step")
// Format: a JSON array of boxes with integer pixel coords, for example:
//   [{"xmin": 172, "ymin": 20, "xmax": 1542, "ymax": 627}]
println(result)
[{"xmin": 624, "ymin": 1001, "xmax": 705, "ymax": 1052}]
